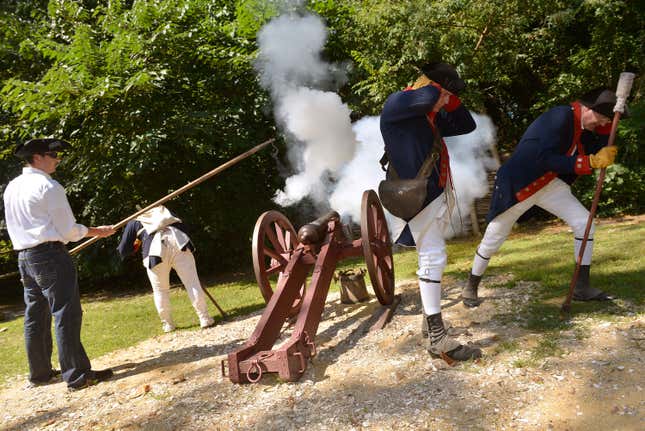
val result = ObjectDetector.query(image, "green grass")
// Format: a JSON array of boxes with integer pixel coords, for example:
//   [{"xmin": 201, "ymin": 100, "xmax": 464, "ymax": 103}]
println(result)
[
  {"xmin": 0, "ymin": 278, "xmax": 266, "ymax": 383},
  {"xmin": 512, "ymin": 357, "xmax": 535, "ymax": 368},
  {"xmin": 0, "ymin": 218, "xmax": 642, "ymax": 382}
]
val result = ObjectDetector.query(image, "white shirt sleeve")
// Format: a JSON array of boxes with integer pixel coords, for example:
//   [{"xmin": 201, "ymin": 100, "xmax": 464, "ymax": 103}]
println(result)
[{"xmin": 44, "ymin": 182, "xmax": 88, "ymax": 243}]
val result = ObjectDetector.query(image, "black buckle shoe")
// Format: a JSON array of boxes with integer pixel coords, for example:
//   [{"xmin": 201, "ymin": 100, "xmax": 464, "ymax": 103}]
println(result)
[
  {"xmin": 573, "ymin": 287, "xmax": 613, "ymax": 301},
  {"xmin": 425, "ymin": 313, "xmax": 483, "ymax": 363}
]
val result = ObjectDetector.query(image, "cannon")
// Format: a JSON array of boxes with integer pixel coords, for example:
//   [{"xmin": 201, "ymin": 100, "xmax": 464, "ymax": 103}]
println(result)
[{"xmin": 224, "ymin": 190, "xmax": 396, "ymax": 383}]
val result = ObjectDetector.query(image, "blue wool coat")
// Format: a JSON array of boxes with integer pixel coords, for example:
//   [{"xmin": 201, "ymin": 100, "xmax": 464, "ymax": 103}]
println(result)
[
  {"xmin": 116, "ymin": 220, "xmax": 195, "ymax": 268},
  {"xmin": 380, "ymin": 85, "xmax": 476, "ymax": 245},
  {"xmin": 487, "ymin": 105, "xmax": 608, "ymax": 222}
]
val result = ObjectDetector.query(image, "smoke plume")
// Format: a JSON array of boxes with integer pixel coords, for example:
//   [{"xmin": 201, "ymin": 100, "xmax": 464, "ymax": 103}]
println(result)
[
  {"xmin": 255, "ymin": 13, "xmax": 357, "ymax": 209},
  {"xmin": 328, "ymin": 114, "xmax": 498, "ymax": 236},
  {"xmin": 255, "ymin": 8, "xmax": 498, "ymax": 236}
]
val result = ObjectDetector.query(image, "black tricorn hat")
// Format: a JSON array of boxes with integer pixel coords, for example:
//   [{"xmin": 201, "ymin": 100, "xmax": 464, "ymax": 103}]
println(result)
[
  {"xmin": 579, "ymin": 88, "xmax": 630, "ymax": 119},
  {"xmin": 14, "ymin": 138, "xmax": 71, "ymax": 159},
  {"xmin": 420, "ymin": 62, "xmax": 466, "ymax": 95}
]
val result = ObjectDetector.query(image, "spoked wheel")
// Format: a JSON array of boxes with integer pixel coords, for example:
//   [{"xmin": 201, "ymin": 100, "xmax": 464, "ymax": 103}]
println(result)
[
  {"xmin": 252, "ymin": 211, "xmax": 304, "ymax": 317},
  {"xmin": 360, "ymin": 190, "xmax": 395, "ymax": 305}
]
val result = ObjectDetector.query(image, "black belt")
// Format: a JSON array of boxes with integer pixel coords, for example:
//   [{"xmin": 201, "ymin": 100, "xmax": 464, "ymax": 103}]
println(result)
[{"xmin": 18, "ymin": 241, "xmax": 65, "ymax": 253}]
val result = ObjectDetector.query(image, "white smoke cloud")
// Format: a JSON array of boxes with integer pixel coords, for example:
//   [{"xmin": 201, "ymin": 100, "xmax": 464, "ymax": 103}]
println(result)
[
  {"xmin": 444, "ymin": 113, "xmax": 499, "ymax": 236},
  {"xmin": 328, "ymin": 116, "xmax": 386, "ymax": 222},
  {"xmin": 255, "ymin": 9, "xmax": 498, "ymax": 238},
  {"xmin": 274, "ymin": 87, "xmax": 356, "ymax": 206},
  {"xmin": 256, "ymin": 14, "xmax": 330, "ymax": 98},
  {"xmin": 327, "ymin": 114, "xmax": 498, "ymax": 232},
  {"xmin": 255, "ymin": 12, "xmax": 358, "ymax": 209}
]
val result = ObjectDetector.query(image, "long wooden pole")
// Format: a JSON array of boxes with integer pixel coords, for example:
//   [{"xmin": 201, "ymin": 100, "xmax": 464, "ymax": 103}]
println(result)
[
  {"xmin": 561, "ymin": 73, "xmax": 635, "ymax": 313},
  {"xmin": 2, "ymin": 138, "xmax": 273, "ymax": 278},
  {"xmin": 560, "ymin": 113, "xmax": 620, "ymax": 312},
  {"xmin": 200, "ymin": 281, "xmax": 228, "ymax": 319},
  {"xmin": 69, "ymin": 138, "xmax": 274, "ymax": 255}
]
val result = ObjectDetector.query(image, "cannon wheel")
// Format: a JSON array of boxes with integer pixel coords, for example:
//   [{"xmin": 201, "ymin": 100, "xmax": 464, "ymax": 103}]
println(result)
[
  {"xmin": 252, "ymin": 210, "xmax": 304, "ymax": 317},
  {"xmin": 360, "ymin": 190, "xmax": 395, "ymax": 305}
]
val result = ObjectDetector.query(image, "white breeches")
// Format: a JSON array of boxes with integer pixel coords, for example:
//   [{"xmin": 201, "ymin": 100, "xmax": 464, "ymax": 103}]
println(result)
[
  {"xmin": 145, "ymin": 231, "xmax": 211, "ymax": 326},
  {"xmin": 389, "ymin": 191, "xmax": 452, "ymax": 315},
  {"xmin": 472, "ymin": 178, "xmax": 594, "ymax": 276}
]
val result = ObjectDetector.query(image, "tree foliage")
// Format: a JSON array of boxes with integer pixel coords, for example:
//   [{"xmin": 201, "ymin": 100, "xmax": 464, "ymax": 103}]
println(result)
[
  {"xmin": 342, "ymin": 0, "xmax": 643, "ymax": 212},
  {"xmin": 1, "ymin": 0, "xmax": 283, "ymax": 280},
  {"xmin": 0, "ymin": 0, "xmax": 642, "ymax": 284}
]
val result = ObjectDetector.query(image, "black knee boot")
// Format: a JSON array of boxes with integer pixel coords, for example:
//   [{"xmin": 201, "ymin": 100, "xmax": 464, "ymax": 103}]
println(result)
[
  {"xmin": 461, "ymin": 273, "xmax": 483, "ymax": 308},
  {"xmin": 572, "ymin": 265, "xmax": 612, "ymax": 301},
  {"xmin": 425, "ymin": 312, "xmax": 482, "ymax": 361}
]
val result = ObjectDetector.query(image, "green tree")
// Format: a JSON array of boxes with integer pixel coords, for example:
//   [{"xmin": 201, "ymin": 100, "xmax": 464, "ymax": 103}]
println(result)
[
  {"xmin": 0, "ymin": 0, "xmax": 642, "ymax": 287},
  {"xmin": 343, "ymin": 0, "xmax": 643, "ymax": 213},
  {"xmin": 1, "ymin": 0, "xmax": 283, "ymax": 282}
]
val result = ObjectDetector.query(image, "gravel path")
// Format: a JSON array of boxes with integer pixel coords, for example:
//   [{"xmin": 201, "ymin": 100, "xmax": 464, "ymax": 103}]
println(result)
[{"xmin": 1, "ymin": 274, "xmax": 643, "ymax": 431}]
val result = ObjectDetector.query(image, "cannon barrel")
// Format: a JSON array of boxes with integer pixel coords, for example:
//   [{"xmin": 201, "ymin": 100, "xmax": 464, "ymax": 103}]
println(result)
[{"xmin": 297, "ymin": 211, "xmax": 340, "ymax": 245}]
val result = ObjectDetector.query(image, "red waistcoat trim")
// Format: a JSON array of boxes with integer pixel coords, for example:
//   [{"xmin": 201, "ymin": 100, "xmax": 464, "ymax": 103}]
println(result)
[
  {"xmin": 515, "ymin": 102, "xmax": 583, "ymax": 202},
  {"xmin": 426, "ymin": 112, "xmax": 449, "ymax": 187},
  {"xmin": 403, "ymin": 84, "xmax": 450, "ymax": 188}
]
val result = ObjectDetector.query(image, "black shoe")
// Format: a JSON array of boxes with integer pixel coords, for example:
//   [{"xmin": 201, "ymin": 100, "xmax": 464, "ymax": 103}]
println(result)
[
  {"xmin": 461, "ymin": 273, "xmax": 483, "ymax": 308},
  {"xmin": 27, "ymin": 369, "xmax": 61, "ymax": 387},
  {"xmin": 94, "ymin": 368, "xmax": 114, "ymax": 382},
  {"xmin": 572, "ymin": 265, "xmax": 613, "ymax": 301},
  {"xmin": 68, "ymin": 369, "xmax": 113, "ymax": 391},
  {"xmin": 573, "ymin": 289, "xmax": 613, "ymax": 301},
  {"xmin": 425, "ymin": 313, "xmax": 482, "ymax": 362},
  {"xmin": 434, "ymin": 344, "xmax": 483, "ymax": 362}
]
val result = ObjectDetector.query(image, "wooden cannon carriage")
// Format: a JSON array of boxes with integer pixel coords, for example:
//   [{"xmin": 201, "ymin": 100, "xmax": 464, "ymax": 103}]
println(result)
[{"xmin": 224, "ymin": 190, "xmax": 397, "ymax": 383}]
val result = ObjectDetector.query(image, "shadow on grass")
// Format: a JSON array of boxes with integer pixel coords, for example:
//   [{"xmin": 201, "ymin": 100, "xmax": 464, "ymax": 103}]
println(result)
[{"xmin": 216, "ymin": 302, "xmax": 266, "ymax": 322}]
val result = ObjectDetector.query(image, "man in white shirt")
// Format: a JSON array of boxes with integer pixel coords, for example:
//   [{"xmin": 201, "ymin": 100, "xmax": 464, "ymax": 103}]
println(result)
[{"xmin": 3, "ymin": 138, "xmax": 116, "ymax": 390}]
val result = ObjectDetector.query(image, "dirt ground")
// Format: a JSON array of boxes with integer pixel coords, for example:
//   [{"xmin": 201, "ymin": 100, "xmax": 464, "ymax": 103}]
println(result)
[{"xmin": 0, "ymin": 272, "xmax": 643, "ymax": 430}]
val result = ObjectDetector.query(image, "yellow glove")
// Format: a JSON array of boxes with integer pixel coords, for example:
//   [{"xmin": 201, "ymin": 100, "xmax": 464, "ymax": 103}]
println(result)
[{"xmin": 589, "ymin": 146, "xmax": 617, "ymax": 169}]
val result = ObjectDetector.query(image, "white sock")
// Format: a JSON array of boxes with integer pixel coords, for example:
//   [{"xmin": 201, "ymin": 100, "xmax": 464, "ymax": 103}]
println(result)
[
  {"xmin": 574, "ymin": 237, "xmax": 593, "ymax": 265},
  {"xmin": 419, "ymin": 279, "xmax": 442, "ymax": 315},
  {"xmin": 471, "ymin": 250, "xmax": 490, "ymax": 276}
]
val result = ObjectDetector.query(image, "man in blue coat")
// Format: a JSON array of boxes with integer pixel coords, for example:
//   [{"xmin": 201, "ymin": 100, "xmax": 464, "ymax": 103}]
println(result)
[
  {"xmin": 462, "ymin": 88, "xmax": 623, "ymax": 307},
  {"xmin": 380, "ymin": 62, "xmax": 481, "ymax": 361}
]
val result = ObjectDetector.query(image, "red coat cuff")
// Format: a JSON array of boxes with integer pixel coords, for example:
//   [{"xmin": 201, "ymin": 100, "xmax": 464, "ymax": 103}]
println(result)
[{"xmin": 574, "ymin": 155, "xmax": 592, "ymax": 175}]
